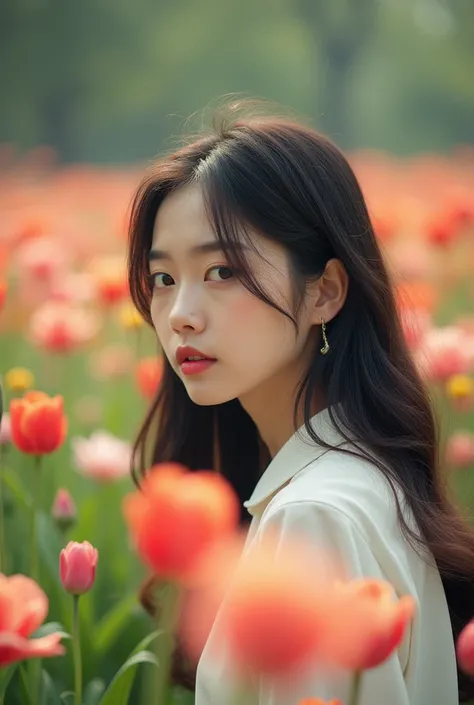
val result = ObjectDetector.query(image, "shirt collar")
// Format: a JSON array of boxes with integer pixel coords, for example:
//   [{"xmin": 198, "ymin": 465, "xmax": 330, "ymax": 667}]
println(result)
[{"xmin": 243, "ymin": 406, "xmax": 348, "ymax": 518}]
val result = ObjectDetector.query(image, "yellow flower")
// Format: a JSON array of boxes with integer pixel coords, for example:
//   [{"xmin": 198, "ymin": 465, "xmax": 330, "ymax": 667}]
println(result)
[
  {"xmin": 117, "ymin": 302, "xmax": 144, "ymax": 331},
  {"xmin": 5, "ymin": 367, "xmax": 35, "ymax": 393},
  {"xmin": 446, "ymin": 374, "xmax": 474, "ymax": 400}
]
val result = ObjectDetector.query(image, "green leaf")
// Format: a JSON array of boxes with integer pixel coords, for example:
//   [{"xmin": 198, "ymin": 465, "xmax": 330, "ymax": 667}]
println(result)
[
  {"xmin": 60, "ymin": 692, "xmax": 74, "ymax": 704},
  {"xmin": 36, "ymin": 512, "xmax": 66, "ymax": 588},
  {"xmin": 98, "ymin": 650, "xmax": 158, "ymax": 705},
  {"xmin": 2, "ymin": 467, "xmax": 31, "ymax": 510},
  {"xmin": 92, "ymin": 592, "xmax": 137, "ymax": 657},
  {"xmin": 40, "ymin": 668, "xmax": 61, "ymax": 705},
  {"xmin": 83, "ymin": 678, "xmax": 106, "ymax": 705},
  {"xmin": 33, "ymin": 621, "xmax": 71, "ymax": 641},
  {"xmin": 0, "ymin": 662, "xmax": 18, "ymax": 700}
]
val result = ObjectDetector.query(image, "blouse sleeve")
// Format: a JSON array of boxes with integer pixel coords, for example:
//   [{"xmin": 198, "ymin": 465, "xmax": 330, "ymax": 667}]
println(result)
[{"xmin": 253, "ymin": 500, "xmax": 412, "ymax": 705}]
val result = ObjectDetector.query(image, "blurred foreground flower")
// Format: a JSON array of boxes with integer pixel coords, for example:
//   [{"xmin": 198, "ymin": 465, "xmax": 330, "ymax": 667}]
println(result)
[
  {"xmin": 324, "ymin": 578, "xmax": 415, "ymax": 670},
  {"xmin": 29, "ymin": 301, "xmax": 101, "ymax": 354},
  {"xmin": 60, "ymin": 541, "xmax": 98, "ymax": 595},
  {"xmin": 0, "ymin": 411, "xmax": 11, "ymax": 445},
  {"xmin": 0, "ymin": 573, "xmax": 65, "ymax": 666},
  {"xmin": 135, "ymin": 357, "xmax": 163, "ymax": 399},
  {"xmin": 123, "ymin": 463, "xmax": 239, "ymax": 583},
  {"xmin": 4, "ymin": 367, "xmax": 35, "ymax": 394},
  {"xmin": 445, "ymin": 432, "xmax": 474, "ymax": 468},
  {"xmin": 299, "ymin": 700, "xmax": 341, "ymax": 705},
  {"xmin": 10, "ymin": 391, "xmax": 67, "ymax": 454},
  {"xmin": 51, "ymin": 489, "xmax": 77, "ymax": 533},
  {"xmin": 182, "ymin": 532, "xmax": 339, "ymax": 677},
  {"xmin": 72, "ymin": 430, "xmax": 132, "ymax": 482}
]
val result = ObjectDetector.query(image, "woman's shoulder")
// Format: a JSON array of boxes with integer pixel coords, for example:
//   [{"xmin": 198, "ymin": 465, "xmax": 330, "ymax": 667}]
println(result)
[{"xmin": 261, "ymin": 444, "xmax": 410, "ymax": 549}]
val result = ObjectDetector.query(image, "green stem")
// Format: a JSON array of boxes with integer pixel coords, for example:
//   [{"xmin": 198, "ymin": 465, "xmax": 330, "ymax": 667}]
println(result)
[
  {"xmin": 153, "ymin": 582, "xmax": 181, "ymax": 705},
  {"xmin": 348, "ymin": 670, "xmax": 363, "ymax": 705},
  {"xmin": 29, "ymin": 456, "xmax": 42, "ymax": 581},
  {"xmin": 73, "ymin": 595, "xmax": 82, "ymax": 705}
]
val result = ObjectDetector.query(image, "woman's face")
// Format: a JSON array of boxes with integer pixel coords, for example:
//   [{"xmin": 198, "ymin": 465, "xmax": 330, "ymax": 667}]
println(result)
[{"xmin": 149, "ymin": 184, "xmax": 319, "ymax": 408}]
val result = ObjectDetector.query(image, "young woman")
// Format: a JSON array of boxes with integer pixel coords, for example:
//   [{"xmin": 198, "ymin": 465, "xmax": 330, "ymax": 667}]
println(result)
[{"xmin": 127, "ymin": 102, "xmax": 474, "ymax": 704}]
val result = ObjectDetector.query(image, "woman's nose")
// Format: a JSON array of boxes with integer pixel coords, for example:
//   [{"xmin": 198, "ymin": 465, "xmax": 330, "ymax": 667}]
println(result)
[{"xmin": 169, "ymin": 289, "xmax": 205, "ymax": 334}]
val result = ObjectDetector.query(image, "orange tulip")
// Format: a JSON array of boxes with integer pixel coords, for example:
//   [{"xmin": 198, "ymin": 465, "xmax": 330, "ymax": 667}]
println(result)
[
  {"xmin": 123, "ymin": 463, "xmax": 240, "ymax": 584},
  {"xmin": 326, "ymin": 578, "xmax": 415, "ymax": 671},
  {"xmin": 135, "ymin": 357, "xmax": 163, "ymax": 399},
  {"xmin": 10, "ymin": 391, "xmax": 68, "ymax": 454},
  {"xmin": 0, "ymin": 573, "xmax": 65, "ymax": 666}
]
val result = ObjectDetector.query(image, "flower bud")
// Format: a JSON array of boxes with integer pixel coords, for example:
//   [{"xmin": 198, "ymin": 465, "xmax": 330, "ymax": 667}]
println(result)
[
  {"xmin": 59, "ymin": 541, "xmax": 98, "ymax": 595},
  {"xmin": 51, "ymin": 489, "xmax": 76, "ymax": 533}
]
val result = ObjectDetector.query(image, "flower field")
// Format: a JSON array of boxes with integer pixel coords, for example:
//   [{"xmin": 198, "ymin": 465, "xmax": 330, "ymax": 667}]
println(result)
[{"xmin": 0, "ymin": 147, "xmax": 474, "ymax": 704}]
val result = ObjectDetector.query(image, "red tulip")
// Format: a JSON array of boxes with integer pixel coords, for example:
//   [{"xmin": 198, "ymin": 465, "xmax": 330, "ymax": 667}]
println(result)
[
  {"xmin": 0, "ymin": 573, "xmax": 65, "ymax": 666},
  {"xmin": 10, "ymin": 391, "xmax": 68, "ymax": 455},
  {"xmin": 135, "ymin": 357, "xmax": 163, "ymax": 399},
  {"xmin": 60, "ymin": 541, "xmax": 98, "ymax": 595},
  {"xmin": 457, "ymin": 620, "xmax": 474, "ymax": 675}
]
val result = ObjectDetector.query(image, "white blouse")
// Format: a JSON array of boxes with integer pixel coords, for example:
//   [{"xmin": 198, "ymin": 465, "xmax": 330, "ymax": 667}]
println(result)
[{"xmin": 195, "ymin": 408, "xmax": 458, "ymax": 705}]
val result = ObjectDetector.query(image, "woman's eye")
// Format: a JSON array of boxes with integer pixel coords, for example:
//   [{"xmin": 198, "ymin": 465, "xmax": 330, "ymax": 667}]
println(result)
[
  {"xmin": 206, "ymin": 265, "xmax": 234, "ymax": 282},
  {"xmin": 151, "ymin": 273, "xmax": 174, "ymax": 289}
]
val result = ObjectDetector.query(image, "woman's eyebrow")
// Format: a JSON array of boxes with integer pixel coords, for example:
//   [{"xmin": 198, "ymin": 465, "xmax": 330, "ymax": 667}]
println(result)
[{"xmin": 148, "ymin": 241, "xmax": 248, "ymax": 262}]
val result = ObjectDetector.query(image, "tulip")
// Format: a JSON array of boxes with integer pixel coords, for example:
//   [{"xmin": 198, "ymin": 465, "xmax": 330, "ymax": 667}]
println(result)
[
  {"xmin": 135, "ymin": 357, "xmax": 163, "ymax": 399},
  {"xmin": 456, "ymin": 619, "xmax": 474, "ymax": 675},
  {"xmin": 123, "ymin": 463, "xmax": 239, "ymax": 584},
  {"xmin": 72, "ymin": 430, "xmax": 132, "ymax": 483},
  {"xmin": 10, "ymin": 391, "xmax": 67, "ymax": 455},
  {"xmin": 446, "ymin": 374, "xmax": 474, "ymax": 411},
  {"xmin": 117, "ymin": 301, "xmax": 144, "ymax": 330},
  {"xmin": 89, "ymin": 256, "xmax": 128, "ymax": 306},
  {"xmin": 4, "ymin": 367, "xmax": 35, "ymax": 394},
  {"xmin": 326, "ymin": 578, "xmax": 415, "ymax": 671},
  {"xmin": 445, "ymin": 432, "xmax": 474, "ymax": 469},
  {"xmin": 0, "ymin": 573, "xmax": 65, "ymax": 666},
  {"xmin": 299, "ymin": 700, "xmax": 341, "ymax": 705},
  {"xmin": 59, "ymin": 541, "xmax": 98, "ymax": 705},
  {"xmin": 51, "ymin": 489, "xmax": 77, "ymax": 533},
  {"xmin": 60, "ymin": 541, "xmax": 98, "ymax": 595},
  {"xmin": 28, "ymin": 301, "xmax": 101, "ymax": 355},
  {"xmin": 181, "ymin": 532, "xmax": 339, "ymax": 678}
]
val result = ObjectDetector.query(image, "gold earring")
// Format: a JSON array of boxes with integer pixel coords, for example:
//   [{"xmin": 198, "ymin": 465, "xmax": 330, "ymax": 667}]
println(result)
[{"xmin": 320, "ymin": 318, "xmax": 330, "ymax": 355}]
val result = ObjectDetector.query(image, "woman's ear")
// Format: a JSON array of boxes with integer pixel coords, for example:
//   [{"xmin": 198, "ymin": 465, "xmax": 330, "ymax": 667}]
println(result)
[{"xmin": 308, "ymin": 258, "xmax": 349, "ymax": 324}]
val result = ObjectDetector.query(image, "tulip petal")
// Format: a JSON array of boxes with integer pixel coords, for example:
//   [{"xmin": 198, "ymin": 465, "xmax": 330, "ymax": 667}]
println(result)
[
  {"xmin": 6, "ymin": 575, "xmax": 49, "ymax": 637},
  {"xmin": 0, "ymin": 631, "xmax": 65, "ymax": 667}
]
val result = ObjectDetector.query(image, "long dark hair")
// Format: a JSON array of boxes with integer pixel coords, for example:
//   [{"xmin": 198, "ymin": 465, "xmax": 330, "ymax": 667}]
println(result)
[{"xmin": 127, "ymin": 101, "xmax": 474, "ymax": 700}]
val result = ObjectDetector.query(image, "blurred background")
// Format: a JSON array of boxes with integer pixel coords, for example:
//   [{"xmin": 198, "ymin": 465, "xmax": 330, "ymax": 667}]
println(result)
[
  {"xmin": 1, "ymin": 0, "xmax": 473, "ymax": 162},
  {"xmin": 1, "ymin": 2, "xmax": 474, "ymax": 703}
]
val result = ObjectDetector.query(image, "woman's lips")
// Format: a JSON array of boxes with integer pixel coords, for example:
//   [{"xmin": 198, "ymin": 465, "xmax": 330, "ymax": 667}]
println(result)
[{"xmin": 180, "ymin": 359, "xmax": 217, "ymax": 376}]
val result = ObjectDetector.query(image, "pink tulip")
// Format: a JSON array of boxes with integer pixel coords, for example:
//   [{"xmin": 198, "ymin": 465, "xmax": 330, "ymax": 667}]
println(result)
[
  {"xmin": 457, "ymin": 620, "xmax": 474, "ymax": 675},
  {"xmin": 59, "ymin": 541, "xmax": 98, "ymax": 595},
  {"xmin": 72, "ymin": 430, "xmax": 132, "ymax": 482},
  {"xmin": 15, "ymin": 236, "xmax": 70, "ymax": 282},
  {"xmin": 51, "ymin": 489, "xmax": 76, "ymax": 532},
  {"xmin": 0, "ymin": 412, "xmax": 11, "ymax": 445}
]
